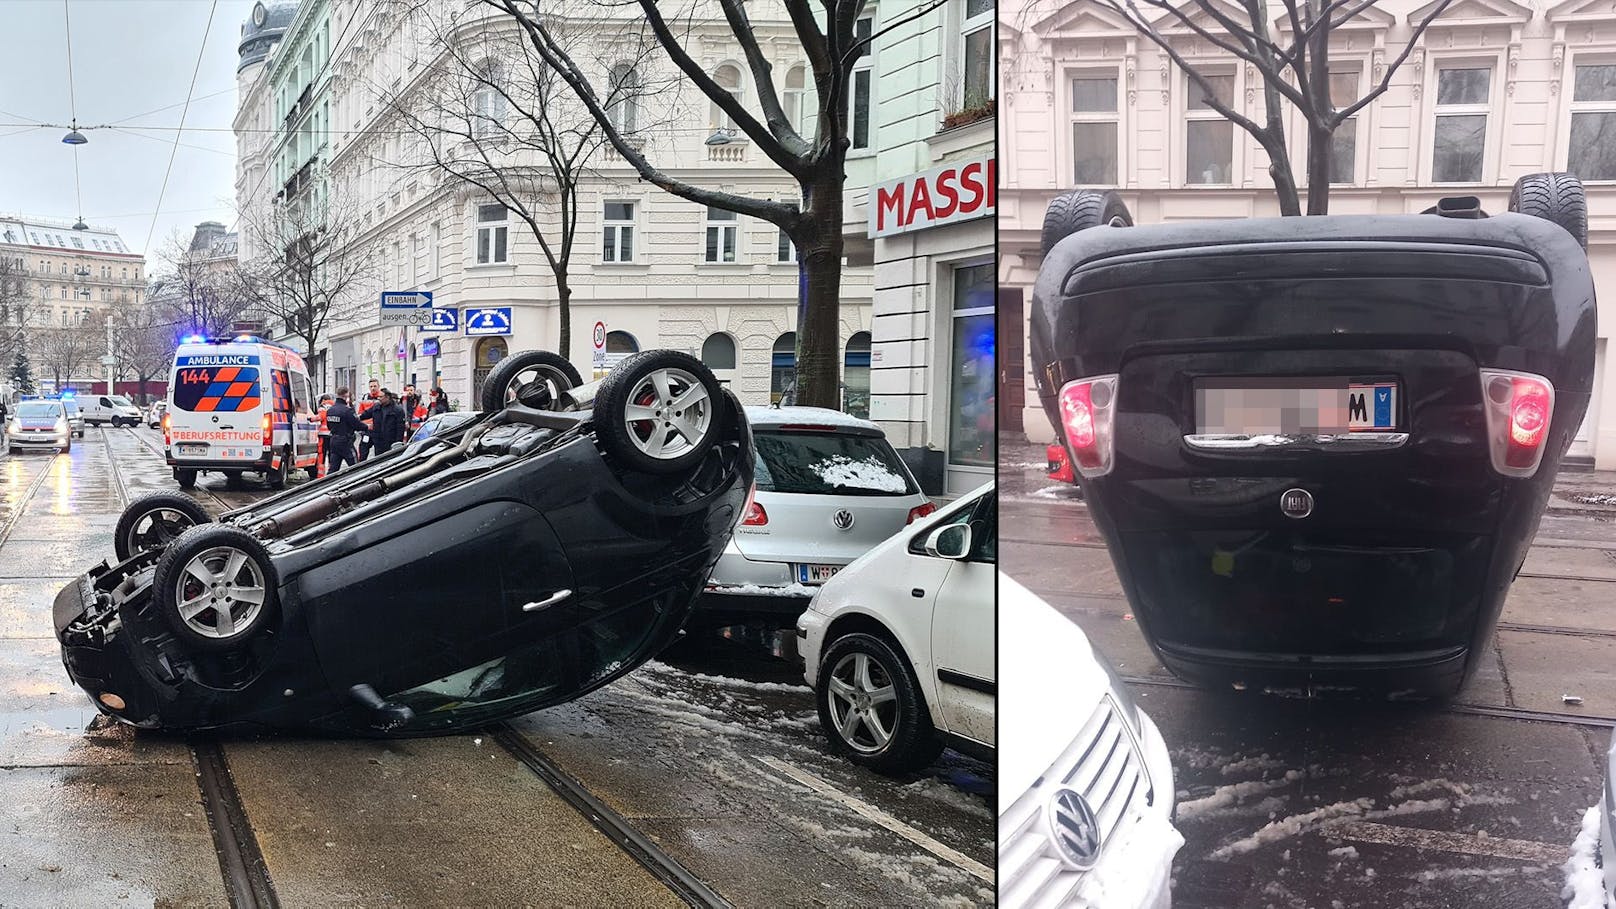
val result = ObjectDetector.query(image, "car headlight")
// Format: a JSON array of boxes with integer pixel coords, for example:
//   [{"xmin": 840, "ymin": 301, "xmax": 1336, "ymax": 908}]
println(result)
[
  {"xmin": 54, "ymin": 418, "xmax": 67, "ymax": 433},
  {"xmin": 5, "ymin": 420, "xmax": 17, "ymax": 434}
]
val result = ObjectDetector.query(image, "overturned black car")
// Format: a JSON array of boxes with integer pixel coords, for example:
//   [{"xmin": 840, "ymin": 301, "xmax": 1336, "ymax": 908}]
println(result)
[
  {"xmin": 56, "ymin": 350, "xmax": 754, "ymax": 735},
  {"xmin": 1032, "ymin": 174, "xmax": 1597, "ymax": 698}
]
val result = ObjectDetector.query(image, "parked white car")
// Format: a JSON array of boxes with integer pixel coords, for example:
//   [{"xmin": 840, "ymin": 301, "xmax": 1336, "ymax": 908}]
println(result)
[
  {"xmin": 796, "ymin": 481, "xmax": 994, "ymax": 773},
  {"xmin": 997, "ymin": 575, "xmax": 1181, "ymax": 909},
  {"xmin": 81, "ymin": 393, "xmax": 143, "ymax": 427},
  {"xmin": 704, "ymin": 406, "xmax": 934, "ymax": 624}
]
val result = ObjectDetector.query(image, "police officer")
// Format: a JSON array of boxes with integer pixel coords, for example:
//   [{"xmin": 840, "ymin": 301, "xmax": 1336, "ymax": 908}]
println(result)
[{"xmin": 325, "ymin": 387, "xmax": 365, "ymax": 475}]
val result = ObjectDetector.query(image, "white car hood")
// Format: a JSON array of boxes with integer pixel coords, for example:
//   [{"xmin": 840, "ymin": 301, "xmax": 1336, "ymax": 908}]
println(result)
[{"xmin": 999, "ymin": 574, "xmax": 1112, "ymax": 806}]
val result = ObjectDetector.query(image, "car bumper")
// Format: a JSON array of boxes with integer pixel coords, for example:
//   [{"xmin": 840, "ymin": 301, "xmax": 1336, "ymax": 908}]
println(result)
[
  {"xmin": 9, "ymin": 431, "xmax": 69, "ymax": 448},
  {"xmin": 796, "ymin": 604, "xmax": 830, "ymax": 688},
  {"xmin": 697, "ymin": 587, "xmax": 814, "ymax": 619},
  {"xmin": 166, "ymin": 455, "xmax": 274, "ymax": 471}
]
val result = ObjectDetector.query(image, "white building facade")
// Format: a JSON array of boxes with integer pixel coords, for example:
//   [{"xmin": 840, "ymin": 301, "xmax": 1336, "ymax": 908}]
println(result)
[
  {"xmin": 1001, "ymin": 0, "xmax": 1616, "ymax": 469},
  {"xmin": 238, "ymin": 0, "xmax": 873, "ymax": 415},
  {"xmin": 847, "ymin": 0, "xmax": 997, "ymax": 495}
]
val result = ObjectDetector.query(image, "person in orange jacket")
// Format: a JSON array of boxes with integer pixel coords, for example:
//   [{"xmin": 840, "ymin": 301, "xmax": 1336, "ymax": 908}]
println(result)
[
  {"xmin": 356, "ymin": 378, "xmax": 380, "ymax": 461},
  {"xmin": 315, "ymin": 394, "xmax": 333, "ymax": 478}
]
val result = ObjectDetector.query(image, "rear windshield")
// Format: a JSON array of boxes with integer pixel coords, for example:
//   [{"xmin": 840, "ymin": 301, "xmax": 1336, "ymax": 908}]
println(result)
[
  {"xmin": 753, "ymin": 431, "xmax": 916, "ymax": 496},
  {"xmin": 18, "ymin": 402, "xmax": 62, "ymax": 419},
  {"xmin": 173, "ymin": 365, "xmax": 263, "ymax": 413}
]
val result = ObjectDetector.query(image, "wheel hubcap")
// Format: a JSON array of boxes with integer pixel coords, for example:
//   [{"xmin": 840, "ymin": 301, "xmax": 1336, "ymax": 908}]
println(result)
[
  {"xmin": 174, "ymin": 546, "xmax": 267, "ymax": 640},
  {"xmin": 826, "ymin": 652, "xmax": 899, "ymax": 754},
  {"xmin": 622, "ymin": 368, "xmax": 711, "ymax": 460},
  {"xmin": 128, "ymin": 508, "xmax": 197, "ymax": 555},
  {"xmin": 503, "ymin": 364, "xmax": 573, "ymax": 408}
]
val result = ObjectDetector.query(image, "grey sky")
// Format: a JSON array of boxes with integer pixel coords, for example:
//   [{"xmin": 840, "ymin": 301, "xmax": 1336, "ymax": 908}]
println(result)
[{"xmin": 0, "ymin": 0, "xmax": 255, "ymax": 264}]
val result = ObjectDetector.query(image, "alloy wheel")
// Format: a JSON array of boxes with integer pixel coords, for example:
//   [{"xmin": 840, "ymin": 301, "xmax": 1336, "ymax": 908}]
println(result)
[
  {"xmin": 173, "ymin": 546, "xmax": 268, "ymax": 640},
  {"xmin": 825, "ymin": 651, "xmax": 900, "ymax": 754},
  {"xmin": 621, "ymin": 367, "xmax": 713, "ymax": 461}
]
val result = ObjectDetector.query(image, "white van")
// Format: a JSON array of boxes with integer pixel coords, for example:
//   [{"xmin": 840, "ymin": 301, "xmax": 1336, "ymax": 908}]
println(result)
[
  {"xmin": 81, "ymin": 393, "xmax": 143, "ymax": 427},
  {"xmin": 164, "ymin": 336, "xmax": 320, "ymax": 489}
]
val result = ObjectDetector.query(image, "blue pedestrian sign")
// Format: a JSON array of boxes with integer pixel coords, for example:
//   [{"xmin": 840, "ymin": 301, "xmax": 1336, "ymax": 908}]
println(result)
[
  {"xmin": 420, "ymin": 308, "xmax": 458, "ymax": 332},
  {"xmin": 379, "ymin": 290, "xmax": 433, "ymax": 326},
  {"xmin": 465, "ymin": 307, "xmax": 512, "ymax": 337}
]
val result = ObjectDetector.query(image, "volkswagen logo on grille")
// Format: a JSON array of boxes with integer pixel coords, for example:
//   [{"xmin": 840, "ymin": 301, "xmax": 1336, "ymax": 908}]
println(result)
[
  {"xmin": 1046, "ymin": 787, "xmax": 1102, "ymax": 870},
  {"xmin": 832, "ymin": 509, "xmax": 855, "ymax": 531},
  {"xmin": 1279, "ymin": 487, "xmax": 1314, "ymax": 519}
]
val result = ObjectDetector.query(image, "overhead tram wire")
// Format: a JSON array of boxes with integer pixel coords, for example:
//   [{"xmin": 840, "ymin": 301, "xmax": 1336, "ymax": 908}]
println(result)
[
  {"xmin": 144, "ymin": 0, "xmax": 219, "ymax": 256},
  {"xmin": 64, "ymin": 0, "xmax": 85, "ymax": 228}
]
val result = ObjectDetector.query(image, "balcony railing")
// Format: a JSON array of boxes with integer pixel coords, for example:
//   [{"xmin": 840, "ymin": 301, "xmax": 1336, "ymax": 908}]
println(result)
[{"xmin": 283, "ymin": 84, "xmax": 314, "ymax": 130}]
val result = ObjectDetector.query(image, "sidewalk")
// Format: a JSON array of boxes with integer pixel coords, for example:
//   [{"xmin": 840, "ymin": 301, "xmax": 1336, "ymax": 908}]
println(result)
[{"xmin": 998, "ymin": 435, "xmax": 1616, "ymax": 516}]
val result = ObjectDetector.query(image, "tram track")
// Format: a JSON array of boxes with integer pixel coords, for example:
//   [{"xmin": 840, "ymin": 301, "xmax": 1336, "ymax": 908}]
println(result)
[
  {"xmin": 0, "ymin": 452, "xmax": 58, "ymax": 552},
  {"xmin": 102, "ymin": 424, "xmax": 731, "ymax": 907}
]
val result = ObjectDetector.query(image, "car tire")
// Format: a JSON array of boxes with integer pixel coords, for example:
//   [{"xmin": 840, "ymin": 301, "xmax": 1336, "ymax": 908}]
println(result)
[
  {"xmin": 1042, "ymin": 189, "xmax": 1133, "ymax": 258},
  {"xmin": 153, "ymin": 524, "xmax": 279, "ymax": 652},
  {"xmin": 60, "ymin": 440, "xmax": 71, "ymax": 454},
  {"xmin": 594, "ymin": 350, "xmax": 725, "ymax": 476},
  {"xmin": 481, "ymin": 350, "xmax": 584, "ymax": 412},
  {"xmin": 266, "ymin": 452, "xmax": 290, "ymax": 490},
  {"xmin": 1509, "ymin": 172, "xmax": 1588, "ymax": 250},
  {"xmin": 815, "ymin": 632, "xmax": 943, "ymax": 775},
  {"xmin": 175, "ymin": 468, "xmax": 197, "ymax": 489},
  {"xmin": 115, "ymin": 492, "xmax": 211, "ymax": 562}
]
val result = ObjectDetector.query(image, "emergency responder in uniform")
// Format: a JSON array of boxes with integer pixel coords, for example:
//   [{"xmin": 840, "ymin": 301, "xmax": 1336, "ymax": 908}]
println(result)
[
  {"xmin": 325, "ymin": 388, "xmax": 365, "ymax": 474},
  {"xmin": 315, "ymin": 394, "xmax": 333, "ymax": 478}
]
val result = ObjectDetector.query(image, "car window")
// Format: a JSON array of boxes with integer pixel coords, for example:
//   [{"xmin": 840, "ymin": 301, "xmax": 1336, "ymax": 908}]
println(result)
[
  {"xmin": 752, "ymin": 430, "xmax": 917, "ymax": 496},
  {"xmin": 967, "ymin": 493, "xmax": 996, "ymax": 563},
  {"xmin": 173, "ymin": 364, "xmax": 263, "ymax": 413},
  {"xmin": 18, "ymin": 402, "xmax": 62, "ymax": 419},
  {"xmin": 110, "ymin": 396, "xmax": 133, "ymax": 406}
]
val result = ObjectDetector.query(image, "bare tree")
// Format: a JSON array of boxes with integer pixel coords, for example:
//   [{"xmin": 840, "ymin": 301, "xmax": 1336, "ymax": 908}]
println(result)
[
  {"xmin": 151, "ymin": 229, "xmax": 253, "ymax": 338},
  {"xmin": 34, "ymin": 312, "xmax": 105, "ymax": 393},
  {"xmin": 482, "ymin": 0, "xmax": 946, "ymax": 408},
  {"xmin": 1104, "ymin": 0, "xmax": 1453, "ymax": 215},
  {"xmin": 235, "ymin": 191, "xmax": 380, "ymax": 356},
  {"xmin": 385, "ymin": 6, "xmax": 673, "ymax": 359},
  {"xmin": 110, "ymin": 299, "xmax": 179, "ymax": 405},
  {"xmin": 0, "ymin": 254, "xmax": 36, "ymax": 367}
]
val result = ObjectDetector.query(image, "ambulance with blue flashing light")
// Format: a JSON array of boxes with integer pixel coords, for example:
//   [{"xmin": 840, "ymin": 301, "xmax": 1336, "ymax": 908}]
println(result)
[{"xmin": 163, "ymin": 335, "xmax": 319, "ymax": 489}]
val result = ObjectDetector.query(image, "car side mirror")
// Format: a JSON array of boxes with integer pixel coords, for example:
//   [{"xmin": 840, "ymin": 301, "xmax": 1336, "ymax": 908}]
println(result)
[{"xmin": 924, "ymin": 524, "xmax": 972, "ymax": 560}]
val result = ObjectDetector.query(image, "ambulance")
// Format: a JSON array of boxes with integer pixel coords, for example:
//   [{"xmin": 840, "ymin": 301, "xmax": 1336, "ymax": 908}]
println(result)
[{"xmin": 163, "ymin": 335, "xmax": 320, "ymax": 489}]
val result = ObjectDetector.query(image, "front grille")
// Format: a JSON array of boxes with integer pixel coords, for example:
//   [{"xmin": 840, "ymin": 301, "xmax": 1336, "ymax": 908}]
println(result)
[{"xmin": 999, "ymin": 695, "xmax": 1152, "ymax": 907}]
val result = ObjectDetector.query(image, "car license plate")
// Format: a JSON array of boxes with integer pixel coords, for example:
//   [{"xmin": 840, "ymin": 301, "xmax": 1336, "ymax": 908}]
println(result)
[
  {"xmin": 177, "ymin": 443, "xmax": 208, "ymax": 457},
  {"xmin": 796, "ymin": 564, "xmax": 840, "ymax": 584},
  {"xmin": 1195, "ymin": 379, "xmax": 1399, "ymax": 433}
]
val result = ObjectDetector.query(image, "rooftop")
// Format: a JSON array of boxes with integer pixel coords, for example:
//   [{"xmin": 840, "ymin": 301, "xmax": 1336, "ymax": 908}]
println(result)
[{"xmin": 0, "ymin": 217, "xmax": 139, "ymax": 258}]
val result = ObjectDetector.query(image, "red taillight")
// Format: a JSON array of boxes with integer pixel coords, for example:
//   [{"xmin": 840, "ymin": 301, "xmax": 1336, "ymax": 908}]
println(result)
[
  {"xmin": 161, "ymin": 413, "xmax": 171, "ymax": 446},
  {"xmin": 906, "ymin": 502, "xmax": 937, "ymax": 524},
  {"xmin": 1056, "ymin": 374, "xmax": 1119, "ymax": 478},
  {"xmin": 738, "ymin": 484, "xmax": 766, "ymax": 526},
  {"xmin": 262, "ymin": 413, "xmax": 272, "ymax": 448},
  {"xmin": 1480, "ymin": 369, "xmax": 1555, "ymax": 477},
  {"xmin": 1046, "ymin": 442, "xmax": 1075, "ymax": 484}
]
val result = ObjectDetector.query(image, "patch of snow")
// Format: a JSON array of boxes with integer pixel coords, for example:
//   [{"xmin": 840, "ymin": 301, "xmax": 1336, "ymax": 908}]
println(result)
[
  {"xmin": 705, "ymin": 582, "xmax": 818, "ymax": 597},
  {"xmin": 645, "ymin": 662, "xmax": 810, "ymax": 693},
  {"xmin": 1209, "ymin": 798, "xmax": 1374, "ymax": 859},
  {"xmin": 812, "ymin": 455, "xmax": 910, "ymax": 493},
  {"xmin": 1328, "ymin": 846, "xmax": 1358, "ymax": 860},
  {"xmin": 898, "ymin": 778, "xmax": 992, "ymax": 821},
  {"xmin": 1362, "ymin": 798, "xmax": 1451, "ymax": 821},
  {"xmin": 1571, "ymin": 493, "xmax": 1616, "ymax": 506},
  {"xmin": 1177, "ymin": 773, "xmax": 1304, "ymax": 822},
  {"xmin": 1561, "ymin": 805, "xmax": 1611, "ymax": 909},
  {"xmin": 1030, "ymin": 485, "xmax": 1080, "ymax": 500},
  {"xmin": 1416, "ymin": 866, "xmax": 1545, "ymax": 882},
  {"xmin": 1221, "ymin": 754, "xmax": 1289, "ymax": 777},
  {"xmin": 745, "ymin": 405, "xmax": 878, "ymax": 431},
  {"xmin": 1389, "ymin": 779, "xmax": 1466, "ymax": 800}
]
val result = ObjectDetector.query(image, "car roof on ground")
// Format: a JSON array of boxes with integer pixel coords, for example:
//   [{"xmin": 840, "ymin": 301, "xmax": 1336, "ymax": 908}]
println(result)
[{"xmin": 743, "ymin": 405, "xmax": 883, "ymax": 434}]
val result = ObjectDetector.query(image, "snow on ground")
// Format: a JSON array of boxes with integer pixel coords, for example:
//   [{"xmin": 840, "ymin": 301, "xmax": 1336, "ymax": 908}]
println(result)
[
  {"xmin": 1415, "ymin": 865, "xmax": 1547, "ymax": 883},
  {"xmin": 705, "ymin": 582, "xmax": 818, "ymax": 597},
  {"xmin": 1571, "ymin": 493, "xmax": 1616, "ymax": 506},
  {"xmin": 812, "ymin": 455, "xmax": 910, "ymax": 493},
  {"xmin": 1029, "ymin": 485, "xmax": 1080, "ymax": 500},
  {"xmin": 1221, "ymin": 753, "xmax": 1290, "ymax": 777},
  {"xmin": 1328, "ymin": 846, "xmax": 1359, "ymax": 860},
  {"xmin": 1209, "ymin": 798, "xmax": 1375, "ymax": 859},
  {"xmin": 1177, "ymin": 773, "xmax": 1304, "ymax": 822},
  {"xmin": 1562, "ymin": 805, "xmax": 1612, "ymax": 909},
  {"xmin": 897, "ymin": 778, "xmax": 992, "ymax": 821},
  {"xmin": 645, "ymin": 661, "xmax": 811, "ymax": 693}
]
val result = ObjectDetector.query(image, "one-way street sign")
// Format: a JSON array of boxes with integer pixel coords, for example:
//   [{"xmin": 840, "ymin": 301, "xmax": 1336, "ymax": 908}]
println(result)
[{"xmin": 379, "ymin": 291, "xmax": 433, "ymax": 326}]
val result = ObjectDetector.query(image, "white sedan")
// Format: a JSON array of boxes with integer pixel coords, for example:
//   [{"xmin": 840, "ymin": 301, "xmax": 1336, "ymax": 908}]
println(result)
[{"xmin": 796, "ymin": 481, "xmax": 994, "ymax": 773}]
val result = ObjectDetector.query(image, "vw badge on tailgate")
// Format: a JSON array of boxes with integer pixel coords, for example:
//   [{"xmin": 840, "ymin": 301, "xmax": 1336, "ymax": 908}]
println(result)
[
  {"xmin": 832, "ymin": 509, "xmax": 855, "ymax": 531},
  {"xmin": 1280, "ymin": 488, "xmax": 1314, "ymax": 519},
  {"xmin": 1047, "ymin": 787, "xmax": 1101, "ymax": 870}
]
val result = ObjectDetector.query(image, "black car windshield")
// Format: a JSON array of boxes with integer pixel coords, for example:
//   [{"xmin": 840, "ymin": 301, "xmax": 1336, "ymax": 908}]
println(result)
[
  {"xmin": 18, "ymin": 402, "xmax": 63, "ymax": 419},
  {"xmin": 753, "ymin": 431, "xmax": 916, "ymax": 497}
]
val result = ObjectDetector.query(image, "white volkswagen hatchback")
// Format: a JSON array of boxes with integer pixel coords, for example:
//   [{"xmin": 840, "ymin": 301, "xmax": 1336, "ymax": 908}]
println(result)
[
  {"xmin": 998, "ymin": 575, "xmax": 1181, "ymax": 909},
  {"xmin": 796, "ymin": 481, "xmax": 994, "ymax": 773}
]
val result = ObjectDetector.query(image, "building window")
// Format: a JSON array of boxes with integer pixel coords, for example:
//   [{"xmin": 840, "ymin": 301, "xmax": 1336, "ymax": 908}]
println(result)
[
  {"xmin": 1432, "ymin": 66, "xmax": 1490, "ymax": 183},
  {"xmin": 1185, "ymin": 71, "xmax": 1234, "ymax": 185},
  {"xmin": 783, "ymin": 65, "xmax": 808, "ymax": 134},
  {"xmin": 1570, "ymin": 63, "xmax": 1616, "ymax": 181},
  {"xmin": 603, "ymin": 201, "xmax": 636, "ymax": 263},
  {"xmin": 605, "ymin": 330, "xmax": 638, "ymax": 368},
  {"xmin": 850, "ymin": 15, "xmax": 873, "ymax": 151},
  {"xmin": 412, "ymin": 233, "xmax": 426, "ymax": 284},
  {"xmin": 1329, "ymin": 68, "xmax": 1360, "ymax": 185},
  {"xmin": 704, "ymin": 207, "xmax": 738, "ymax": 263},
  {"xmin": 711, "ymin": 63, "xmax": 743, "ymax": 130},
  {"xmin": 777, "ymin": 201, "xmax": 799, "ymax": 263},
  {"xmin": 475, "ymin": 203, "xmax": 509, "ymax": 264},
  {"xmin": 771, "ymin": 332, "xmax": 796, "ymax": 403},
  {"xmin": 1071, "ymin": 74, "xmax": 1119, "ymax": 185},
  {"xmin": 844, "ymin": 331, "xmax": 871, "ymax": 419},
  {"xmin": 949, "ymin": 263, "xmax": 994, "ymax": 468},
  {"xmin": 607, "ymin": 64, "xmax": 640, "ymax": 133},
  {"xmin": 473, "ymin": 61, "xmax": 507, "ymax": 138},
  {"xmin": 961, "ymin": 0, "xmax": 993, "ymax": 110},
  {"xmin": 429, "ymin": 221, "xmax": 441, "ymax": 278},
  {"xmin": 701, "ymin": 332, "xmax": 737, "ymax": 371}
]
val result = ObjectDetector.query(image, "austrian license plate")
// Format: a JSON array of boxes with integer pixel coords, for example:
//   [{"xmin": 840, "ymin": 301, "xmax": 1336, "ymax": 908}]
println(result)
[
  {"xmin": 176, "ymin": 443, "xmax": 208, "ymax": 457},
  {"xmin": 795, "ymin": 564, "xmax": 841, "ymax": 584},
  {"xmin": 1196, "ymin": 378, "xmax": 1399, "ymax": 434}
]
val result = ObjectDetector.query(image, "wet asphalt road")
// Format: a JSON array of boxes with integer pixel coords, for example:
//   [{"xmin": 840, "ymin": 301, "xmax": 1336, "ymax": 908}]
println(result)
[
  {"xmin": 0, "ymin": 428, "xmax": 993, "ymax": 907},
  {"xmin": 1000, "ymin": 440, "xmax": 1616, "ymax": 909}
]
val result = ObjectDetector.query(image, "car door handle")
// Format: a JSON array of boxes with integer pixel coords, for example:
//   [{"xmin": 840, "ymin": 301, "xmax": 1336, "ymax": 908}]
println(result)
[{"xmin": 522, "ymin": 589, "xmax": 573, "ymax": 612}]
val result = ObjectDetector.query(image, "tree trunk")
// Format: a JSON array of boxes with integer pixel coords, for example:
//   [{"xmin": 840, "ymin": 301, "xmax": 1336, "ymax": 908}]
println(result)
[
  {"xmin": 1306, "ymin": 122, "xmax": 1332, "ymax": 215},
  {"xmin": 1262, "ymin": 137, "xmax": 1303, "ymax": 216},
  {"xmin": 794, "ymin": 172, "xmax": 845, "ymax": 410},
  {"xmin": 556, "ymin": 277, "xmax": 571, "ymax": 361}
]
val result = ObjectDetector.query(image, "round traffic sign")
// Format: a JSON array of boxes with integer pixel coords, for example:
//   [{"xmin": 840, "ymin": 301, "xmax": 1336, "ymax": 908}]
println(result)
[{"xmin": 592, "ymin": 321, "xmax": 606, "ymax": 350}]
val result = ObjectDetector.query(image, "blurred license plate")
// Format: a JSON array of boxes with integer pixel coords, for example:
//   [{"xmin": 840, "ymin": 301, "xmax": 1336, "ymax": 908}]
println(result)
[
  {"xmin": 1196, "ymin": 379, "xmax": 1399, "ymax": 433},
  {"xmin": 177, "ymin": 443, "xmax": 208, "ymax": 457},
  {"xmin": 796, "ymin": 564, "xmax": 840, "ymax": 584}
]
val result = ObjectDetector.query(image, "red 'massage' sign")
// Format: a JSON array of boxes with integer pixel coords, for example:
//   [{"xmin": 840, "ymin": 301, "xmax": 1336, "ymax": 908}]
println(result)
[{"xmin": 868, "ymin": 156, "xmax": 996, "ymax": 239}]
